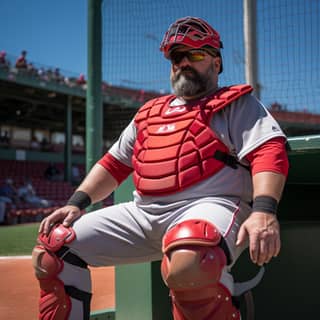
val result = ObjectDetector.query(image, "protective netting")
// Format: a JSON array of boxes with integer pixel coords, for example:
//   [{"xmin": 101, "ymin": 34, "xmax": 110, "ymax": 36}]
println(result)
[
  {"xmin": 102, "ymin": 0, "xmax": 320, "ymax": 114},
  {"xmin": 258, "ymin": 0, "xmax": 320, "ymax": 113}
]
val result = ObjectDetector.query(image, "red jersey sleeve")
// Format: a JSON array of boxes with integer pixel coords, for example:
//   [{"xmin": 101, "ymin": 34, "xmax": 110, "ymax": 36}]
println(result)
[
  {"xmin": 245, "ymin": 137, "xmax": 289, "ymax": 176},
  {"xmin": 98, "ymin": 152, "xmax": 133, "ymax": 185}
]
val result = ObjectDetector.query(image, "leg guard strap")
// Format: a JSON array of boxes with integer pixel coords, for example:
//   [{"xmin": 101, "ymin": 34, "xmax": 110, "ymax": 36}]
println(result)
[
  {"xmin": 65, "ymin": 286, "xmax": 92, "ymax": 320},
  {"xmin": 56, "ymin": 246, "xmax": 88, "ymax": 268}
]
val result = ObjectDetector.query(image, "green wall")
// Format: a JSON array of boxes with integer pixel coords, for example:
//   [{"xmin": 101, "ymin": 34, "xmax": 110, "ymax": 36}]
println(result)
[{"xmin": 0, "ymin": 147, "xmax": 85, "ymax": 164}]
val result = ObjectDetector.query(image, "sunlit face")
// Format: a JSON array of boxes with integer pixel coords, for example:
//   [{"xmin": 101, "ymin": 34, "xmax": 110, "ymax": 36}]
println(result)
[{"xmin": 169, "ymin": 47, "xmax": 221, "ymax": 99}]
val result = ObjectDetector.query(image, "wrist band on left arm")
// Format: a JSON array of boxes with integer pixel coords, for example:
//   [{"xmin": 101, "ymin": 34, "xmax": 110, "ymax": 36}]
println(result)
[
  {"xmin": 67, "ymin": 190, "xmax": 92, "ymax": 210},
  {"xmin": 252, "ymin": 195, "xmax": 278, "ymax": 215}
]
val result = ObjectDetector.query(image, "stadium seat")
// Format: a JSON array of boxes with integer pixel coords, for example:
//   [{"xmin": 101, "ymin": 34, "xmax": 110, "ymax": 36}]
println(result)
[{"xmin": 0, "ymin": 160, "xmax": 74, "ymax": 224}]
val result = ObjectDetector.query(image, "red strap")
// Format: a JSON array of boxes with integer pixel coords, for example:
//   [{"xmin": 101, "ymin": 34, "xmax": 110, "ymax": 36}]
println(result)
[{"xmin": 206, "ymin": 84, "xmax": 253, "ymax": 113}]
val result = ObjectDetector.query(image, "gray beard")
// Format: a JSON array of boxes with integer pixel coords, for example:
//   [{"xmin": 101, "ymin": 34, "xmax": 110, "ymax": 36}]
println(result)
[
  {"xmin": 171, "ymin": 68, "xmax": 209, "ymax": 98},
  {"xmin": 172, "ymin": 75, "xmax": 205, "ymax": 97}
]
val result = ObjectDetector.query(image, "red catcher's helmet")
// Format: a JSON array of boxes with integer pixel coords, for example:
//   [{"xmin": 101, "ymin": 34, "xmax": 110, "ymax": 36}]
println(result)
[{"xmin": 160, "ymin": 16, "xmax": 223, "ymax": 58}]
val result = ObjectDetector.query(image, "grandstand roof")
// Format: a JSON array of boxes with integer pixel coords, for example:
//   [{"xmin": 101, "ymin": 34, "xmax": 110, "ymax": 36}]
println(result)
[
  {"xmin": 1, "ymin": 66, "xmax": 320, "ymax": 139},
  {"xmin": 0, "ymin": 68, "xmax": 143, "ymax": 143}
]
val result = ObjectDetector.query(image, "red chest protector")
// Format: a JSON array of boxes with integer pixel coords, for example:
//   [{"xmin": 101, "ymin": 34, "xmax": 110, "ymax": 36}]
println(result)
[{"xmin": 132, "ymin": 84, "xmax": 253, "ymax": 196}]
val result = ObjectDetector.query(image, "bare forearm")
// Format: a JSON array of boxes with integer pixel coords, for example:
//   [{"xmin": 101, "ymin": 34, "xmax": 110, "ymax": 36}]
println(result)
[
  {"xmin": 76, "ymin": 163, "xmax": 118, "ymax": 204},
  {"xmin": 252, "ymin": 171, "xmax": 286, "ymax": 202},
  {"xmin": 39, "ymin": 164, "xmax": 118, "ymax": 235}
]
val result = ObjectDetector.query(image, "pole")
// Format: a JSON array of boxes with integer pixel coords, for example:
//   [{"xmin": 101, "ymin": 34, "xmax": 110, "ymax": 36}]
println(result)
[
  {"xmin": 64, "ymin": 95, "xmax": 72, "ymax": 182},
  {"xmin": 243, "ymin": 0, "xmax": 260, "ymax": 99},
  {"xmin": 86, "ymin": 0, "xmax": 103, "ymax": 210}
]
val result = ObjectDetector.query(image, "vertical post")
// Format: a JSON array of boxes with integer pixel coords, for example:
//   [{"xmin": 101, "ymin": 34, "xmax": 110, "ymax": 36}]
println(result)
[
  {"xmin": 115, "ymin": 177, "xmax": 172, "ymax": 320},
  {"xmin": 243, "ymin": 0, "xmax": 260, "ymax": 98},
  {"xmin": 87, "ymin": 0, "xmax": 103, "ymax": 210},
  {"xmin": 64, "ymin": 95, "xmax": 72, "ymax": 182}
]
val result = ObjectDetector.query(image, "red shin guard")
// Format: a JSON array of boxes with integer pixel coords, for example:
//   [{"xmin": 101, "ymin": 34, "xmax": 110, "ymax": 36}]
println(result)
[
  {"xmin": 170, "ymin": 283, "xmax": 240, "ymax": 320},
  {"xmin": 39, "ymin": 278, "xmax": 71, "ymax": 320},
  {"xmin": 32, "ymin": 225, "xmax": 76, "ymax": 320}
]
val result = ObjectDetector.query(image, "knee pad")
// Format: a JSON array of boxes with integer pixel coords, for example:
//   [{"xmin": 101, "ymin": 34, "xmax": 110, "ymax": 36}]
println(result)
[
  {"xmin": 161, "ymin": 219, "xmax": 240, "ymax": 320},
  {"xmin": 32, "ymin": 224, "xmax": 91, "ymax": 320}
]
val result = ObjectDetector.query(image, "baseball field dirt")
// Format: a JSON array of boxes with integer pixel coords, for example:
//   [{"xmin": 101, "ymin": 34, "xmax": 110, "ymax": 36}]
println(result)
[{"xmin": 0, "ymin": 257, "xmax": 115, "ymax": 320}]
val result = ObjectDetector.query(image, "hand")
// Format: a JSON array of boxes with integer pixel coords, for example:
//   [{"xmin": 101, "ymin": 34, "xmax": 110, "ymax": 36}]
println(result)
[
  {"xmin": 39, "ymin": 205, "xmax": 82, "ymax": 235},
  {"xmin": 236, "ymin": 212, "xmax": 281, "ymax": 266}
]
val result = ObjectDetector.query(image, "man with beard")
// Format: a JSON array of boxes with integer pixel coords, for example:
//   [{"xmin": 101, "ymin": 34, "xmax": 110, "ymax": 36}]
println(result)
[{"xmin": 32, "ymin": 17, "xmax": 289, "ymax": 320}]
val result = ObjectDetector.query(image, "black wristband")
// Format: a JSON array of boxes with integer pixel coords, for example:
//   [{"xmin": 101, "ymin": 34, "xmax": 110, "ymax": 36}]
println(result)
[
  {"xmin": 67, "ymin": 191, "xmax": 91, "ymax": 210},
  {"xmin": 252, "ymin": 195, "xmax": 278, "ymax": 215}
]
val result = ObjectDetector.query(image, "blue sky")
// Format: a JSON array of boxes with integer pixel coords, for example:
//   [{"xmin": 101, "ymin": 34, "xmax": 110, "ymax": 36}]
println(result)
[
  {"xmin": 0, "ymin": 0, "xmax": 87, "ymax": 76},
  {"xmin": 0, "ymin": 0, "xmax": 319, "ymax": 113}
]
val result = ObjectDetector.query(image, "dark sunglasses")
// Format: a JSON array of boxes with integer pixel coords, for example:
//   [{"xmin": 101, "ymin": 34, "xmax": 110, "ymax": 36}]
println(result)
[{"xmin": 169, "ymin": 49, "xmax": 207, "ymax": 65}]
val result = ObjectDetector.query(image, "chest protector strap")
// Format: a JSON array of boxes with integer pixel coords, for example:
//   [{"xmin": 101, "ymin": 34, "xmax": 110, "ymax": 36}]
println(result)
[{"xmin": 133, "ymin": 84, "xmax": 253, "ymax": 195}]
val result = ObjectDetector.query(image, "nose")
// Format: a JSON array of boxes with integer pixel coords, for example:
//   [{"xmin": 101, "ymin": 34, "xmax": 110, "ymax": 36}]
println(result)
[{"xmin": 177, "ymin": 56, "xmax": 191, "ymax": 67}]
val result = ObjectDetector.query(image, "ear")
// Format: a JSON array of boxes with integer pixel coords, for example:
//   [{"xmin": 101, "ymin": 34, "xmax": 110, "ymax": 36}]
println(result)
[{"xmin": 213, "ymin": 56, "xmax": 222, "ymax": 73}]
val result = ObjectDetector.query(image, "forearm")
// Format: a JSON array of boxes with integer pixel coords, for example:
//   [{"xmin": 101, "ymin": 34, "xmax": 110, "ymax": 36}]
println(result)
[
  {"xmin": 75, "ymin": 163, "xmax": 118, "ymax": 204},
  {"xmin": 40, "ymin": 164, "xmax": 118, "ymax": 234},
  {"xmin": 252, "ymin": 171, "xmax": 286, "ymax": 202}
]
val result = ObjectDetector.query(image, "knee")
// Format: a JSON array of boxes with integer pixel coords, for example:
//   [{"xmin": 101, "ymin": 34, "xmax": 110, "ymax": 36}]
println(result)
[
  {"xmin": 32, "ymin": 224, "xmax": 76, "ymax": 279},
  {"xmin": 161, "ymin": 219, "xmax": 227, "ymax": 290},
  {"xmin": 32, "ymin": 245, "xmax": 62, "ymax": 280},
  {"xmin": 162, "ymin": 245, "xmax": 227, "ymax": 290}
]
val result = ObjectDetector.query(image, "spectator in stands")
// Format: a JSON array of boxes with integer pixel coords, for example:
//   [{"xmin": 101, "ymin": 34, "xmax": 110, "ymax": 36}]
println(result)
[
  {"xmin": 76, "ymin": 73, "xmax": 86, "ymax": 86},
  {"xmin": 46, "ymin": 68, "xmax": 55, "ymax": 81},
  {"xmin": 71, "ymin": 163, "xmax": 81, "ymax": 185},
  {"xmin": 30, "ymin": 135, "xmax": 40, "ymax": 150},
  {"xmin": 0, "ymin": 178, "xmax": 19, "ymax": 223},
  {"xmin": 0, "ymin": 201, "xmax": 5, "ymax": 224},
  {"xmin": 15, "ymin": 50, "xmax": 28, "ymax": 69},
  {"xmin": 0, "ymin": 130, "xmax": 10, "ymax": 147},
  {"xmin": 40, "ymin": 137, "xmax": 51, "ymax": 151},
  {"xmin": 18, "ymin": 178, "xmax": 50, "ymax": 208},
  {"xmin": 44, "ymin": 162, "xmax": 63, "ymax": 181},
  {"xmin": 27, "ymin": 62, "xmax": 37, "ymax": 77},
  {"xmin": 0, "ymin": 178, "xmax": 19, "ymax": 205},
  {"xmin": 0, "ymin": 50, "xmax": 6, "ymax": 64},
  {"xmin": 53, "ymin": 68, "xmax": 63, "ymax": 83},
  {"xmin": 37, "ymin": 67, "xmax": 48, "ymax": 81},
  {"xmin": 0, "ymin": 50, "xmax": 10, "ymax": 70}
]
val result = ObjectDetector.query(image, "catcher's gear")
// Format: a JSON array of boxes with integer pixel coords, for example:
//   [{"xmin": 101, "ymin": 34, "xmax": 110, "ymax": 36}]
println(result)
[
  {"xmin": 160, "ymin": 16, "xmax": 223, "ymax": 73},
  {"xmin": 32, "ymin": 224, "xmax": 91, "ymax": 320},
  {"xmin": 161, "ymin": 219, "xmax": 240, "ymax": 320},
  {"xmin": 133, "ymin": 84, "xmax": 253, "ymax": 196}
]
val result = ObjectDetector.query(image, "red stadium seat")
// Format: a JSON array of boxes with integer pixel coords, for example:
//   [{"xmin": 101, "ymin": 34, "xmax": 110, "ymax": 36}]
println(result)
[{"xmin": 0, "ymin": 159, "xmax": 76, "ymax": 224}]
